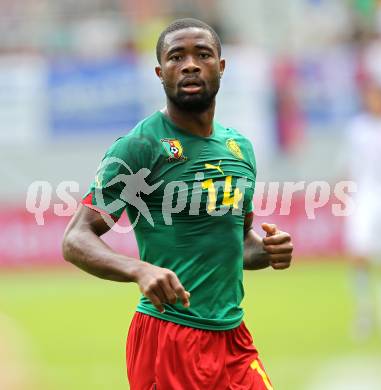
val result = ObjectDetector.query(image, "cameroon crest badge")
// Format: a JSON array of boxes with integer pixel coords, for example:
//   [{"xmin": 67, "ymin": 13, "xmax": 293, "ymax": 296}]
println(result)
[
  {"xmin": 226, "ymin": 138, "xmax": 244, "ymax": 160},
  {"xmin": 161, "ymin": 139, "xmax": 187, "ymax": 162}
]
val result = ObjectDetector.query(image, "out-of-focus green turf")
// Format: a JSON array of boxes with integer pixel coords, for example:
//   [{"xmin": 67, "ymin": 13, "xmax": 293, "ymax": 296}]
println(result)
[{"xmin": 0, "ymin": 260, "xmax": 380, "ymax": 389}]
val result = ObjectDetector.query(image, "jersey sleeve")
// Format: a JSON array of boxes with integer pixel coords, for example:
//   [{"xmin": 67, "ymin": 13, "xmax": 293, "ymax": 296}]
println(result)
[
  {"xmin": 244, "ymin": 137, "xmax": 257, "ymax": 216},
  {"xmin": 246, "ymin": 197, "xmax": 254, "ymax": 215},
  {"xmin": 82, "ymin": 133, "xmax": 153, "ymax": 220}
]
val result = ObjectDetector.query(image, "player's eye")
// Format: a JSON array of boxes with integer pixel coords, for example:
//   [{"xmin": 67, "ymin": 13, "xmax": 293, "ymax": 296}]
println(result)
[
  {"xmin": 199, "ymin": 53, "xmax": 211, "ymax": 59},
  {"xmin": 170, "ymin": 55, "xmax": 182, "ymax": 62}
]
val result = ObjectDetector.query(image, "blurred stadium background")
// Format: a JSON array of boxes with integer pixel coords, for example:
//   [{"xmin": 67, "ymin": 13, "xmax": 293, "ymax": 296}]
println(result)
[{"xmin": 1, "ymin": 0, "xmax": 381, "ymax": 389}]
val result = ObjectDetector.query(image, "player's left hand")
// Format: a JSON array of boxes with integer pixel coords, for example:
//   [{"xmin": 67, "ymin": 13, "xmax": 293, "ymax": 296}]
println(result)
[{"xmin": 261, "ymin": 223, "xmax": 293, "ymax": 270}]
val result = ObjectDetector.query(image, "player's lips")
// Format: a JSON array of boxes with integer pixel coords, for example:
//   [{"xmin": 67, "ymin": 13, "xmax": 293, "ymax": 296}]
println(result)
[
  {"xmin": 179, "ymin": 78, "xmax": 204, "ymax": 94},
  {"xmin": 181, "ymin": 85, "xmax": 202, "ymax": 93}
]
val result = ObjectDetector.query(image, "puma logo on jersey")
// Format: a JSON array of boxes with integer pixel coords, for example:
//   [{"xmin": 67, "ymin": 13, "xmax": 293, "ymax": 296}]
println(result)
[{"xmin": 205, "ymin": 160, "xmax": 224, "ymax": 175}]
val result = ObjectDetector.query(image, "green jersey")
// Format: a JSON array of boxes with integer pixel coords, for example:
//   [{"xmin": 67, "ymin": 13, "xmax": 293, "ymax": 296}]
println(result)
[{"xmin": 83, "ymin": 111, "xmax": 256, "ymax": 330}]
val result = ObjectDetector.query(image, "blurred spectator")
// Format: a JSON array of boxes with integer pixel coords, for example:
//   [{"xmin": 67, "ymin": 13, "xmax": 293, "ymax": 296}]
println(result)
[
  {"xmin": 362, "ymin": 34, "xmax": 381, "ymax": 86},
  {"xmin": 344, "ymin": 78, "xmax": 381, "ymax": 340},
  {"xmin": 273, "ymin": 55, "xmax": 304, "ymax": 153}
]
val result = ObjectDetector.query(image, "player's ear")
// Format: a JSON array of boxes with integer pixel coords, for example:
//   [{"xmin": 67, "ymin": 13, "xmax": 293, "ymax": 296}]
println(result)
[
  {"xmin": 219, "ymin": 58, "xmax": 225, "ymax": 77},
  {"xmin": 155, "ymin": 66, "xmax": 163, "ymax": 83}
]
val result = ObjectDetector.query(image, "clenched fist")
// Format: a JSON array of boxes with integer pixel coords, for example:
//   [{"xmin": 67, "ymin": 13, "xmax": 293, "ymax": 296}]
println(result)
[
  {"xmin": 261, "ymin": 223, "xmax": 293, "ymax": 270},
  {"xmin": 133, "ymin": 262, "xmax": 191, "ymax": 313}
]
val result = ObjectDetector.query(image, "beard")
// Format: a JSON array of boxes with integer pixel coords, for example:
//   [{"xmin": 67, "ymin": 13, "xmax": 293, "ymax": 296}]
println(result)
[{"xmin": 163, "ymin": 78, "xmax": 220, "ymax": 113}]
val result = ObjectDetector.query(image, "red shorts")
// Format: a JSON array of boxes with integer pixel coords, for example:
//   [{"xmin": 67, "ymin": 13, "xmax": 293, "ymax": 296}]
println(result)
[{"xmin": 126, "ymin": 312, "xmax": 273, "ymax": 390}]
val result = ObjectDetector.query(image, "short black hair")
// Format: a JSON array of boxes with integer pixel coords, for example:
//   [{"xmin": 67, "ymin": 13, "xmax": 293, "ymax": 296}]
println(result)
[{"xmin": 156, "ymin": 18, "xmax": 222, "ymax": 64}]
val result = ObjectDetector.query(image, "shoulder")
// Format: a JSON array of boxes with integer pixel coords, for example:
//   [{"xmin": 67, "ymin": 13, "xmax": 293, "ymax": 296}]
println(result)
[
  {"xmin": 216, "ymin": 123, "xmax": 255, "ymax": 155},
  {"xmin": 115, "ymin": 111, "xmax": 161, "ymax": 147},
  {"xmin": 215, "ymin": 122, "xmax": 253, "ymax": 145},
  {"xmin": 108, "ymin": 112, "xmax": 162, "ymax": 153},
  {"xmin": 215, "ymin": 122, "xmax": 257, "ymax": 172},
  {"xmin": 103, "ymin": 112, "xmax": 163, "ymax": 169}
]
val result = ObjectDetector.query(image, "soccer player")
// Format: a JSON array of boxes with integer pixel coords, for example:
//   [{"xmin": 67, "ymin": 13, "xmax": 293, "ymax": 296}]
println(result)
[
  {"xmin": 345, "ymin": 79, "xmax": 381, "ymax": 340},
  {"xmin": 62, "ymin": 18, "xmax": 293, "ymax": 389}
]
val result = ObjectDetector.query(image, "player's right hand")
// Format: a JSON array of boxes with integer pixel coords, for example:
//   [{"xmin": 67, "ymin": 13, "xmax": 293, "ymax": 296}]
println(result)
[{"xmin": 133, "ymin": 262, "xmax": 190, "ymax": 313}]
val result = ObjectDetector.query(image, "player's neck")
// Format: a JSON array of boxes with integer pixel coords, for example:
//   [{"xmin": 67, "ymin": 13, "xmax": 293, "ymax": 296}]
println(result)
[{"xmin": 163, "ymin": 101, "xmax": 215, "ymax": 138}]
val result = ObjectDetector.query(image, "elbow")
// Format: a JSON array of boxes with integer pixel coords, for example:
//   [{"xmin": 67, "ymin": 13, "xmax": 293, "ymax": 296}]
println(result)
[{"xmin": 62, "ymin": 229, "xmax": 76, "ymax": 264}]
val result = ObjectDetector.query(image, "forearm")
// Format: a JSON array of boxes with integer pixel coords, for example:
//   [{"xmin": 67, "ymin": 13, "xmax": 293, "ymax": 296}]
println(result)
[
  {"xmin": 243, "ymin": 229, "xmax": 270, "ymax": 270},
  {"xmin": 62, "ymin": 228, "xmax": 143, "ymax": 282}
]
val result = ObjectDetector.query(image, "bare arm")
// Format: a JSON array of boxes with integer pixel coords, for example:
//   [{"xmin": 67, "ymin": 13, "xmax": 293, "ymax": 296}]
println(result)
[
  {"xmin": 243, "ymin": 213, "xmax": 293, "ymax": 270},
  {"xmin": 62, "ymin": 205, "xmax": 190, "ymax": 312},
  {"xmin": 62, "ymin": 204, "xmax": 141, "ymax": 281}
]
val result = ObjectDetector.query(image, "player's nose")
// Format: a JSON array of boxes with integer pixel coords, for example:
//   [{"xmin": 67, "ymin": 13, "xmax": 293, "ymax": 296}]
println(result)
[{"xmin": 181, "ymin": 56, "xmax": 201, "ymax": 74}]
